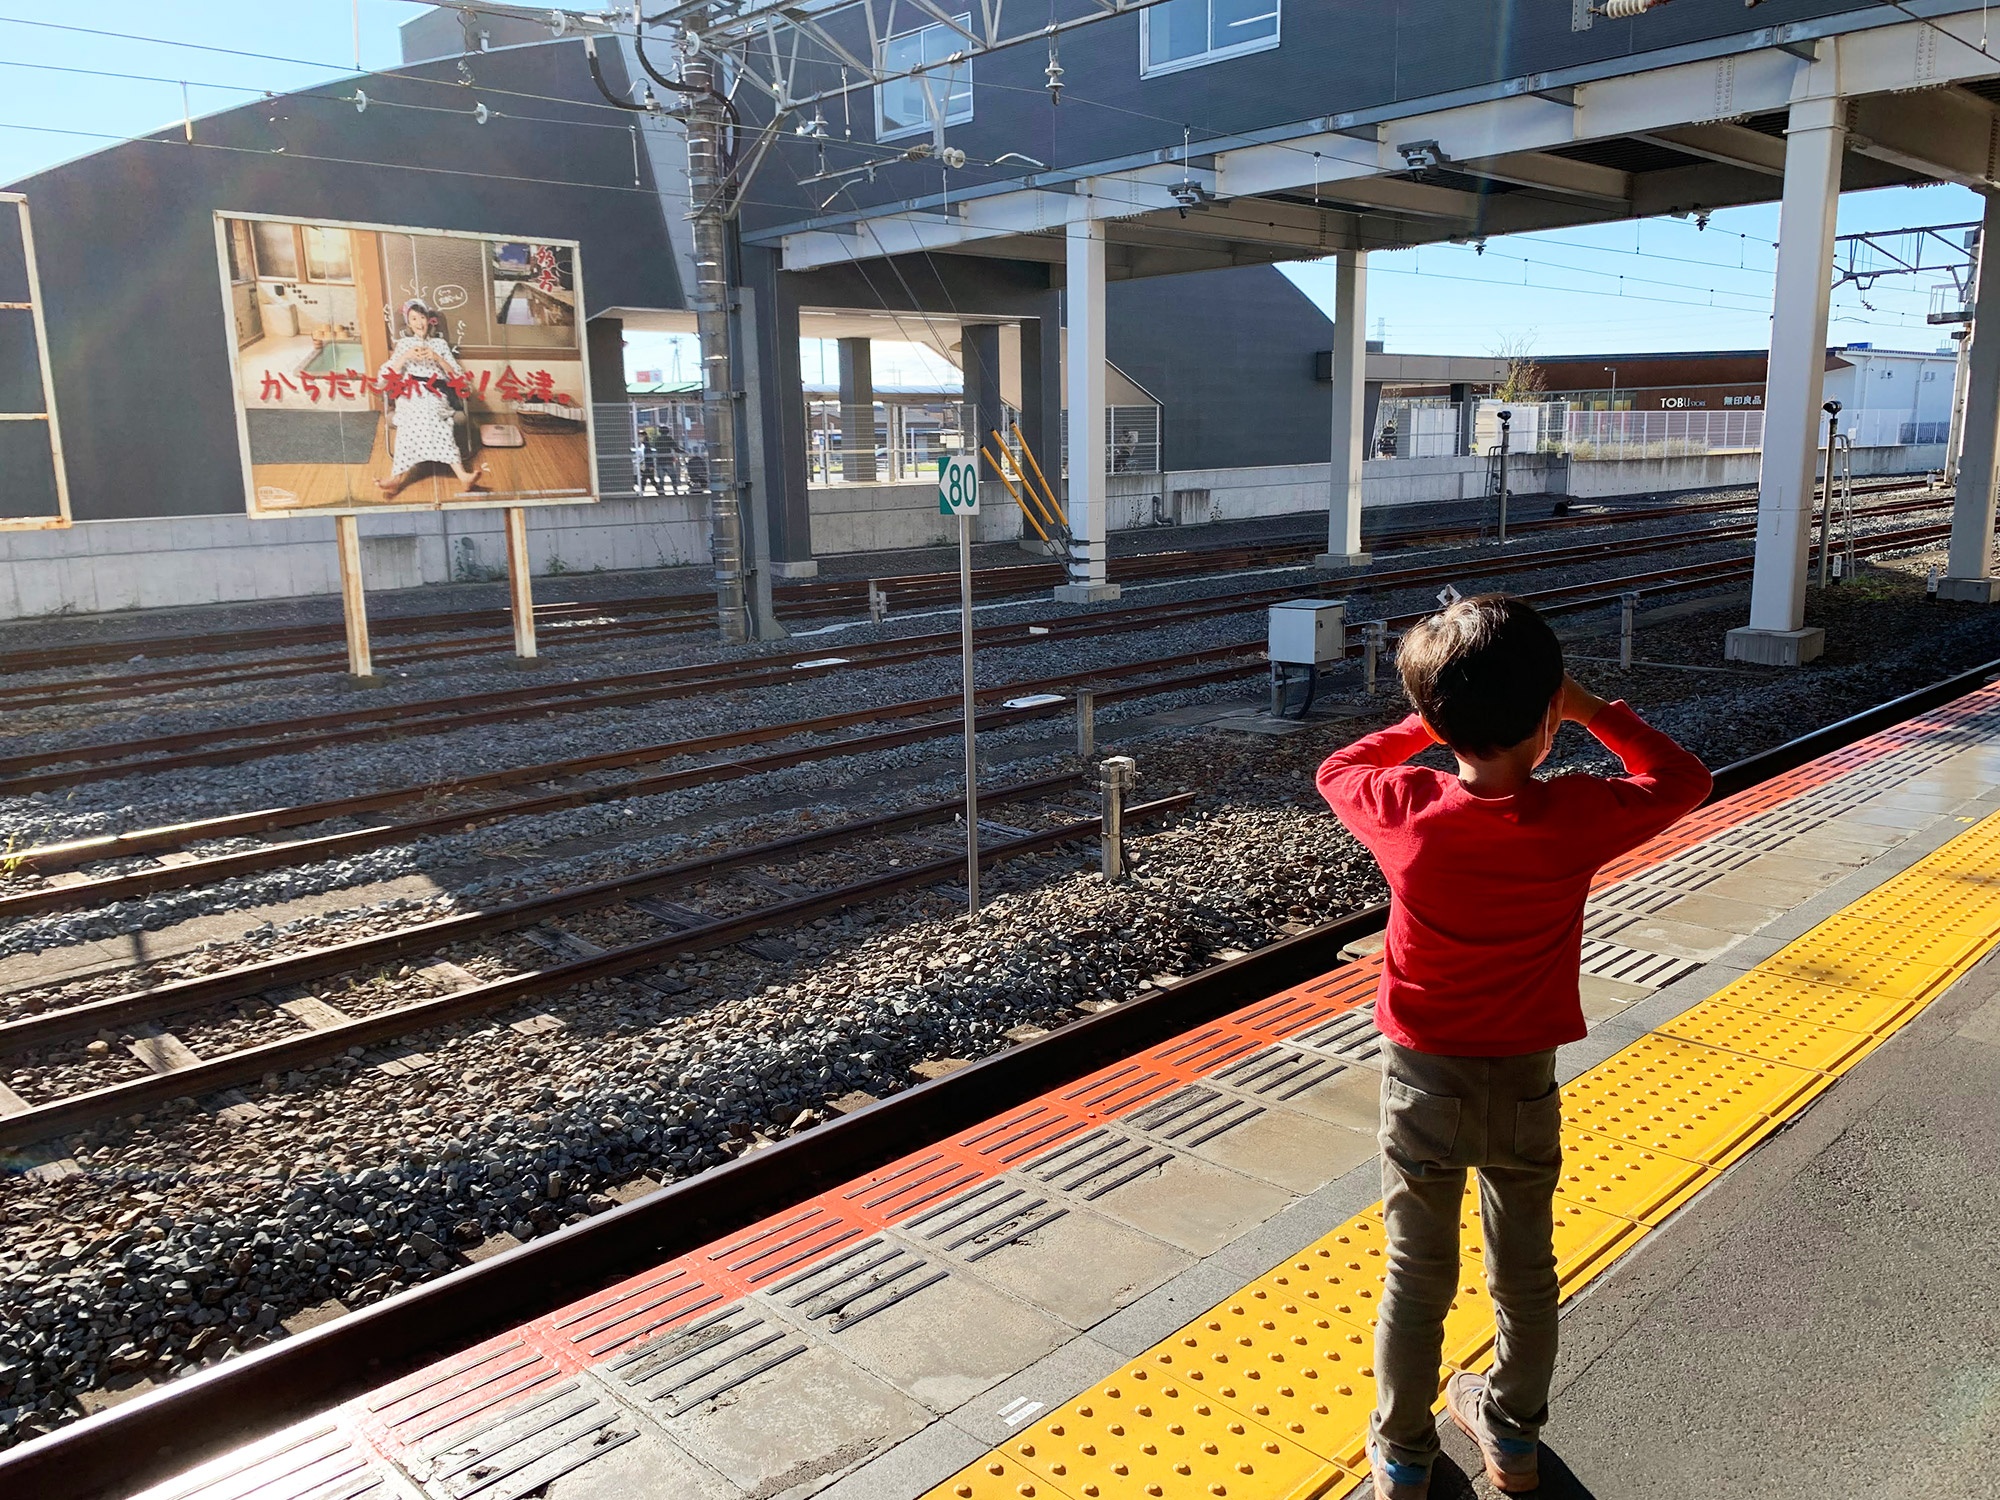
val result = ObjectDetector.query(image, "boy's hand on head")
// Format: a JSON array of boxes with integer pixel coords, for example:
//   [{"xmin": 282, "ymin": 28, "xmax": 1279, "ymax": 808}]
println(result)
[{"xmin": 1559, "ymin": 674, "xmax": 1608, "ymax": 727}]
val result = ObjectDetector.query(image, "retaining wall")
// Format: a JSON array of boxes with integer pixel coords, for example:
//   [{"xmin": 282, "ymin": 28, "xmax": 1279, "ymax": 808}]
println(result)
[
  {"xmin": 0, "ymin": 496, "xmax": 710, "ymax": 620},
  {"xmin": 0, "ymin": 443, "xmax": 1945, "ymax": 619}
]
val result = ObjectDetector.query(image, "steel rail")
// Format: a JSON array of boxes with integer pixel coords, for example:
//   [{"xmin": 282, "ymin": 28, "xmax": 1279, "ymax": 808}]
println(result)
[
  {"xmin": 0, "ymin": 793, "xmax": 1198, "ymax": 1151},
  {"xmin": 4, "ymin": 496, "xmax": 1939, "ymax": 793},
  {"xmin": 0, "ymin": 774, "xmax": 1086, "ymax": 1056},
  {"xmin": 0, "ymin": 643, "xmax": 1263, "ymax": 888},
  {"xmin": 0, "ymin": 630, "xmax": 1988, "ymax": 1500}
]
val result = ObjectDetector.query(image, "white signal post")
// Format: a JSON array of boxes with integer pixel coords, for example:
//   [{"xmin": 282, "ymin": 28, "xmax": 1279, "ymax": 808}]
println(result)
[{"xmin": 940, "ymin": 454, "xmax": 981, "ymax": 917}]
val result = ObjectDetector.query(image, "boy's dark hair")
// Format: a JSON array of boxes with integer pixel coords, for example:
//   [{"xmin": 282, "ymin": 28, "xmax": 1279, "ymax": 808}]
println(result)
[{"xmin": 1397, "ymin": 594, "xmax": 1563, "ymax": 756}]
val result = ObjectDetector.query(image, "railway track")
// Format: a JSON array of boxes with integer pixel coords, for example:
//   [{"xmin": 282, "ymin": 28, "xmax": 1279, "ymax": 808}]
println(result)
[
  {"xmin": 0, "ymin": 478, "xmax": 1932, "ymax": 703},
  {"xmin": 0, "ymin": 646, "xmax": 1265, "ymax": 902},
  {"xmin": 0, "ymin": 489, "xmax": 1952, "ymax": 798},
  {"xmin": 0, "ymin": 516, "xmax": 1956, "ymax": 1151},
  {"xmin": 0, "ymin": 787, "xmax": 1196, "ymax": 1151}
]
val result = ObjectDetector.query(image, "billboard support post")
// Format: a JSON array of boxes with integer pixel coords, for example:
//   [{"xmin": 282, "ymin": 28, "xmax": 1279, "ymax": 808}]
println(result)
[
  {"xmin": 334, "ymin": 515, "xmax": 377, "ymax": 681},
  {"xmin": 505, "ymin": 507, "xmax": 538, "ymax": 659}
]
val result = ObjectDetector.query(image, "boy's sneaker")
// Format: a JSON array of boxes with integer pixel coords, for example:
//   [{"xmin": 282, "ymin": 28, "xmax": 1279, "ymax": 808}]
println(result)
[
  {"xmin": 1444, "ymin": 1371, "xmax": 1539, "ymax": 1493},
  {"xmin": 1367, "ymin": 1442, "xmax": 1430, "ymax": 1498}
]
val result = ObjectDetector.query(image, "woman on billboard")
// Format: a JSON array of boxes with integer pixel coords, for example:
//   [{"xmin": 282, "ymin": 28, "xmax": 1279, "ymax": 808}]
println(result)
[{"xmin": 373, "ymin": 298, "xmax": 489, "ymax": 499}]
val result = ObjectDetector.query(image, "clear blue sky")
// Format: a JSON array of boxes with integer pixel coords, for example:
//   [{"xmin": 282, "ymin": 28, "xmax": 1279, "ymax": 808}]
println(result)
[{"xmin": 0, "ymin": 4, "xmax": 1979, "ymax": 373}]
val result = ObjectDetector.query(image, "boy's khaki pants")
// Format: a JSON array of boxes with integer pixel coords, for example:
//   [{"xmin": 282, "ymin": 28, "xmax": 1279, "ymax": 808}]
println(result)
[{"xmin": 1370, "ymin": 1040, "xmax": 1562, "ymax": 1469}]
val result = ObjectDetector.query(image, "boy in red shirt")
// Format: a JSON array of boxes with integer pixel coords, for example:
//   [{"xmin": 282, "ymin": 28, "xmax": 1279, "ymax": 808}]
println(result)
[{"xmin": 1316, "ymin": 594, "xmax": 1708, "ymax": 1497}]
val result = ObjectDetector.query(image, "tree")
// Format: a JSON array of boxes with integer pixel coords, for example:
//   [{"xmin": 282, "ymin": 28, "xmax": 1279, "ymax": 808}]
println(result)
[{"xmin": 1492, "ymin": 332, "xmax": 1547, "ymax": 403}]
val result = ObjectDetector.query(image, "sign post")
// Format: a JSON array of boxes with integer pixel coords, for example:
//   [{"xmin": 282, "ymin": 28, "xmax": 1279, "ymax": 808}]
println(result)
[{"xmin": 939, "ymin": 453, "xmax": 981, "ymax": 917}]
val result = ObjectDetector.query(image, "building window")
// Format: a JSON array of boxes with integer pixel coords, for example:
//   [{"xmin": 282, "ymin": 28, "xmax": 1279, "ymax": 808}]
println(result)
[
  {"xmin": 876, "ymin": 17, "xmax": 972, "ymax": 141},
  {"xmin": 251, "ymin": 220, "xmax": 300, "ymax": 280},
  {"xmin": 302, "ymin": 226, "xmax": 353, "ymax": 284},
  {"xmin": 1141, "ymin": 0, "xmax": 1279, "ymax": 77}
]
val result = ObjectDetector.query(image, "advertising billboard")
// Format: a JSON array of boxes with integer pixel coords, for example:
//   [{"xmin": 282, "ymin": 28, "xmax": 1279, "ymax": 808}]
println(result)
[{"xmin": 214, "ymin": 213, "xmax": 596, "ymax": 518}]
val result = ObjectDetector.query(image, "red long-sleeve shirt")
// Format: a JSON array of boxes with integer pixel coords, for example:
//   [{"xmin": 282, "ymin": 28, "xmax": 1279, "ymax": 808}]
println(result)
[{"xmin": 1316, "ymin": 702, "xmax": 1710, "ymax": 1056}]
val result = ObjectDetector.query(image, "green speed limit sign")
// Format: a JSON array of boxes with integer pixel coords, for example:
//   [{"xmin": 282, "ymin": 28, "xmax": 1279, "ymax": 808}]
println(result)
[{"xmin": 937, "ymin": 454, "xmax": 980, "ymax": 516}]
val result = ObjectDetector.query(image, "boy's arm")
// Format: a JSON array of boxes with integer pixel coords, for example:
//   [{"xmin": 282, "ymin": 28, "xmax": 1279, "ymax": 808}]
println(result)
[
  {"xmin": 1563, "ymin": 679, "xmax": 1711, "ymax": 850},
  {"xmin": 1316, "ymin": 715, "xmax": 1434, "ymax": 832}
]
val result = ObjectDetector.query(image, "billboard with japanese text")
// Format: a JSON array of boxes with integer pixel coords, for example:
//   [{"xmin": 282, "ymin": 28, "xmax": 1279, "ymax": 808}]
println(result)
[{"xmin": 214, "ymin": 213, "xmax": 596, "ymax": 518}]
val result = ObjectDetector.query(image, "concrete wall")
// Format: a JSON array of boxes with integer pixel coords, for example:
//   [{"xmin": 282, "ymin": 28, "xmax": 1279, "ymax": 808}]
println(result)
[
  {"xmin": 0, "ymin": 497, "xmax": 709, "ymax": 620},
  {"xmin": 1, "ymin": 444, "xmax": 1946, "ymax": 618},
  {"xmin": 1566, "ymin": 451, "xmax": 1761, "ymax": 499},
  {"xmin": 1565, "ymin": 442, "xmax": 1943, "ymax": 499},
  {"xmin": 806, "ymin": 480, "xmax": 1025, "ymax": 556}
]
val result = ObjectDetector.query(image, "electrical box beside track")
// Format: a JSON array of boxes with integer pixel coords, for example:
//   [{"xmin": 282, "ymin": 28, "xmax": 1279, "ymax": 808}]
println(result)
[{"xmin": 1267, "ymin": 599, "xmax": 1347, "ymax": 666}]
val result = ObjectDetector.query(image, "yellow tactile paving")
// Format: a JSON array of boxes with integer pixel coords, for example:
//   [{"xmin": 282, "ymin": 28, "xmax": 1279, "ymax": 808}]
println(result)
[
  {"xmin": 1656, "ymin": 996, "xmax": 1877, "ymax": 1074},
  {"xmin": 1558, "ymin": 1034, "xmax": 1820, "ymax": 1165},
  {"xmin": 1710, "ymin": 968, "xmax": 1923, "ymax": 1035},
  {"xmin": 1252, "ymin": 1216, "xmax": 1494, "ymax": 1375},
  {"xmin": 1554, "ymin": 1129, "xmax": 1715, "ymax": 1225},
  {"xmin": 1158, "ymin": 1290, "xmax": 1380, "ymax": 1471},
  {"xmin": 924, "ymin": 807, "xmax": 2000, "ymax": 1500},
  {"xmin": 1749, "ymin": 946, "xmax": 1952, "ymax": 1002},
  {"xmin": 1784, "ymin": 912, "xmax": 1993, "ymax": 974},
  {"xmin": 961, "ymin": 1363, "xmax": 1345, "ymax": 1499},
  {"xmin": 1833, "ymin": 884, "xmax": 2000, "ymax": 938}
]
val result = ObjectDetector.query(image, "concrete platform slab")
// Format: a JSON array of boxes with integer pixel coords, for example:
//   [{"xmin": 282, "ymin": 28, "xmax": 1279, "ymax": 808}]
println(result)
[
  {"xmin": 655, "ymin": 1343, "xmax": 930, "ymax": 1499},
  {"xmin": 1646, "ymin": 891, "xmax": 1788, "ymax": 936},
  {"xmin": 1589, "ymin": 916, "xmax": 1743, "ymax": 963},
  {"xmin": 1086, "ymin": 1150, "xmax": 1295, "ymax": 1256},
  {"xmin": 933, "ymin": 1194, "xmax": 1194, "ymax": 1331},
  {"xmin": 1182, "ymin": 1106, "xmax": 1378, "ymax": 1194},
  {"xmin": 1731, "ymin": 851, "xmax": 1866, "ymax": 889},
  {"xmin": 541, "ymin": 1425, "xmax": 741, "ymax": 1500},
  {"xmin": 1275, "ymin": 1064, "xmax": 1384, "ymax": 1130},
  {"xmin": 807, "ymin": 1421, "xmax": 988, "ymax": 1500},
  {"xmin": 1700, "ymin": 871, "xmax": 1829, "ymax": 908},
  {"xmin": 799, "ymin": 1269, "xmax": 1071, "ymax": 1414},
  {"xmin": 941, "ymin": 1337, "xmax": 1126, "ymax": 1448}
]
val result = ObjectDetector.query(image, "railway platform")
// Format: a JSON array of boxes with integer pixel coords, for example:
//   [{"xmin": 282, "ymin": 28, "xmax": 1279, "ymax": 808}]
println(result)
[{"xmin": 21, "ymin": 673, "xmax": 2000, "ymax": 1500}]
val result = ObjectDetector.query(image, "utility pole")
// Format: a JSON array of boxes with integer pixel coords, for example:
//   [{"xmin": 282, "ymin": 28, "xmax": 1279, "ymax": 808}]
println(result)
[{"xmin": 681, "ymin": 30, "xmax": 749, "ymax": 643}]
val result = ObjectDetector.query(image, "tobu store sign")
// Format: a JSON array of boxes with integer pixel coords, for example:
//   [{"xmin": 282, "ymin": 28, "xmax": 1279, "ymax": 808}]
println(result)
[{"xmin": 213, "ymin": 212, "xmax": 599, "ymax": 518}]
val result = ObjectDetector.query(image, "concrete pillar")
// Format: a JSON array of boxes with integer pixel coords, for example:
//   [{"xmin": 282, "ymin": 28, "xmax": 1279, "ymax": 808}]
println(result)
[
  {"xmin": 585, "ymin": 316, "xmax": 625, "ymax": 410},
  {"xmin": 1941, "ymin": 192, "xmax": 2000, "ymax": 603},
  {"xmin": 1316, "ymin": 249, "xmax": 1372, "ymax": 570},
  {"xmin": 1020, "ymin": 295, "xmax": 1063, "ymax": 481},
  {"xmin": 738, "ymin": 244, "xmax": 814, "ymax": 579},
  {"xmin": 1451, "ymin": 382, "xmax": 1475, "ymax": 458},
  {"xmin": 1056, "ymin": 218, "xmax": 1119, "ymax": 602},
  {"xmin": 961, "ymin": 322, "xmax": 1006, "ymax": 481},
  {"xmin": 1726, "ymin": 96, "xmax": 1844, "ymax": 667},
  {"xmin": 836, "ymin": 336, "xmax": 877, "ymax": 483}
]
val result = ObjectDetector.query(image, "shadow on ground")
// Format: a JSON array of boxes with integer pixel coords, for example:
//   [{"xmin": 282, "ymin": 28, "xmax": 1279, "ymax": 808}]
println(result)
[{"xmin": 1366, "ymin": 1436, "xmax": 1602, "ymax": 1498}]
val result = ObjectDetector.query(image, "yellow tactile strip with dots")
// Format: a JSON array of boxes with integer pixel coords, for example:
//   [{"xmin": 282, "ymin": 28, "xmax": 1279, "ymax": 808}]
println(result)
[{"xmin": 926, "ymin": 810, "xmax": 2000, "ymax": 1500}]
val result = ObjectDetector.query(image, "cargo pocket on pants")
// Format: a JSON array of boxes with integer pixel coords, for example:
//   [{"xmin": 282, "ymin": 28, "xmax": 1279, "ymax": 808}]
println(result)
[
  {"xmin": 1513, "ymin": 1083, "xmax": 1563, "ymax": 1168},
  {"xmin": 1381, "ymin": 1075, "xmax": 1461, "ymax": 1168}
]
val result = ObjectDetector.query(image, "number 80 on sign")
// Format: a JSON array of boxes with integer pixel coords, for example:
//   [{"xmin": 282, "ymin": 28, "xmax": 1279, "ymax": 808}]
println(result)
[{"xmin": 937, "ymin": 454, "xmax": 980, "ymax": 517}]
